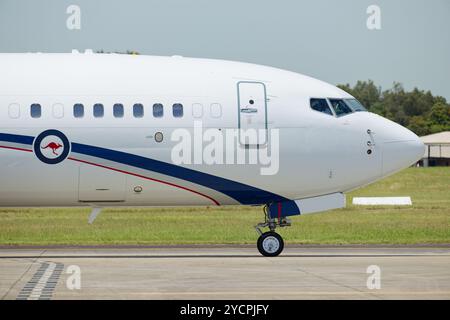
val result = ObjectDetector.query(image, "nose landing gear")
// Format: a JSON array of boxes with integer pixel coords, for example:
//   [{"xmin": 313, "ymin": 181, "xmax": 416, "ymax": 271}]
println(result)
[{"xmin": 255, "ymin": 205, "xmax": 291, "ymax": 257}]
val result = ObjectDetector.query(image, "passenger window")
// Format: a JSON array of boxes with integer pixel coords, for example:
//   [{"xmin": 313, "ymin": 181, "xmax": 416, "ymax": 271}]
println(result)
[
  {"xmin": 192, "ymin": 103, "xmax": 203, "ymax": 118},
  {"xmin": 133, "ymin": 103, "xmax": 144, "ymax": 118},
  {"xmin": 30, "ymin": 104, "xmax": 41, "ymax": 118},
  {"xmin": 8, "ymin": 103, "xmax": 20, "ymax": 119},
  {"xmin": 113, "ymin": 103, "xmax": 124, "ymax": 118},
  {"xmin": 52, "ymin": 103, "xmax": 64, "ymax": 119},
  {"xmin": 93, "ymin": 103, "xmax": 104, "ymax": 118},
  {"xmin": 153, "ymin": 103, "xmax": 164, "ymax": 118},
  {"xmin": 74, "ymin": 104, "xmax": 84, "ymax": 118},
  {"xmin": 310, "ymin": 99, "xmax": 333, "ymax": 116},
  {"xmin": 210, "ymin": 103, "xmax": 222, "ymax": 118},
  {"xmin": 329, "ymin": 99, "xmax": 353, "ymax": 117},
  {"xmin": 172, "ymin": 103, "xmax": 183, "ymax": 118}
]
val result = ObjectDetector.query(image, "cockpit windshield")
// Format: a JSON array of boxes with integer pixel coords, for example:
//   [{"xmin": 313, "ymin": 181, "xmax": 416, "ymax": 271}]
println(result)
[
  {"xmin": 309, "ymin": 97, "xmax": 368, "ymax": 117},
  {"xmin": 328, "ymin": 98, "xmax": 367, "ymax": 117},
  {"xmin": 344, "ymin": 99, "xmax": 367, "ymax": 112},
  {"xmin": 328, "ymin": 99, "xmax": 353, "ymax": 117}
]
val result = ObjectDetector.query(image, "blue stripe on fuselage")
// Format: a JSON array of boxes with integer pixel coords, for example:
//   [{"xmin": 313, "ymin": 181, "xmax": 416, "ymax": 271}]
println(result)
[
  {"xmin": 0, "ymin": 133, "xmax": 35, "ymax": 145},
  {"xmin": 0, "ymin": 132, "xmax": 289, "ymax": 205},
  {"xmin": 70, "ymin": 142, "xmax": 288, "ymax": 204}
]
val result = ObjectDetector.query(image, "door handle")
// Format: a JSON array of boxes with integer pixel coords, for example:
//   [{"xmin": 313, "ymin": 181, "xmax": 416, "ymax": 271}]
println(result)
[{"xmin": 240, "ymin": 108, "xmax": 258, "ymax": 113}]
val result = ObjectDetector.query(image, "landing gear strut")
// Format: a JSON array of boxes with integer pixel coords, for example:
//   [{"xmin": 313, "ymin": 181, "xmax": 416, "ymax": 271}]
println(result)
[{"xmin": 255, "ymin": 205, "xmax": 291, "ymax": 257}]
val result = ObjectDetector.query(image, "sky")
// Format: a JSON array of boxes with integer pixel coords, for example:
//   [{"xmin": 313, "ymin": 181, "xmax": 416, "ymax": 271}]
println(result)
[{"xmin": 0, "ymin": 0, "xmax": 449, "ymax": 100}]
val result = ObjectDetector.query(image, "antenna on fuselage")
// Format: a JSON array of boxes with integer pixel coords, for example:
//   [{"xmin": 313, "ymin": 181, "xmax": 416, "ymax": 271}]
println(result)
[{"xmin": 88, "ymin": 207, "xmax": 102, "ymax": 224}]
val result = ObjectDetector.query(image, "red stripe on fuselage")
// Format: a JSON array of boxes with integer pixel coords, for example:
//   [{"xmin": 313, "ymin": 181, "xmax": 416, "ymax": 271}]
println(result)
[
  {"xmin": 68, "ymin": 157, "xmax": 220, "ymax": 206},
  {"xmin": 0, "ymin": 145, "xmax": 33, "ymax": 153},
  {"xmin": 0, "ymin": 144, "xmax": 220, "ymax": 206}
]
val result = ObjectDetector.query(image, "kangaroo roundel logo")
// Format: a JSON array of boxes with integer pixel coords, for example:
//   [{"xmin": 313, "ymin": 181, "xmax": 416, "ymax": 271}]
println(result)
[{"xmin": 33, "ymin": 130, "xmax": 71, "ymax": 164}]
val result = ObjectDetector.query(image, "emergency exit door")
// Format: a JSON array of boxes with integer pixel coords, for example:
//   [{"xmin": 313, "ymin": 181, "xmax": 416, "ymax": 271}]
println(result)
[{"xmin": 237, "ymin": 81, "xmax": 268, "ymax": 145}]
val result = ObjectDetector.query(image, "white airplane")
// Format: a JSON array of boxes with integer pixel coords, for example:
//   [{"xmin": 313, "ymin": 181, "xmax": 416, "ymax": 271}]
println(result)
[{"xmin": 0, "ymin": 52, "xmax": 424, "ymax": 256}]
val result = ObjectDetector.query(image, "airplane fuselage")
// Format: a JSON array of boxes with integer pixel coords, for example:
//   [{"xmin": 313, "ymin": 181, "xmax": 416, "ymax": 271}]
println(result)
[{"xmin": 0, "ymin": 53, "xmax": 424, "ymax": 209}]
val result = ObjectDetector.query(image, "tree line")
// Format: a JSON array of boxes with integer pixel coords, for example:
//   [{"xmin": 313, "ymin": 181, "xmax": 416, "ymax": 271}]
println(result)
[{"xmin": 337, "ymin": 80, "xmax": 450, "ymax": 136}]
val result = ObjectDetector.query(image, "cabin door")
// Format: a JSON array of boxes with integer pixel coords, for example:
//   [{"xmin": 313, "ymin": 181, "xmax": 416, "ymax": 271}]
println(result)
[{"xmin": 237, "ymin": 81, "xmax": 268, "ymax": 145}]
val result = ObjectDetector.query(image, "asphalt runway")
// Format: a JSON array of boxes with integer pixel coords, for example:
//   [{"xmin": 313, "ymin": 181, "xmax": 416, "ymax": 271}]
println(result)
[{"xmin": 1, "ymin": 246, "xmax": 449, "ymax": 300}]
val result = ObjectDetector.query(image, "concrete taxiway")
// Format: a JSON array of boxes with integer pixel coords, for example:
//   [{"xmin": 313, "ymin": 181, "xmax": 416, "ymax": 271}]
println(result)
[{"xmin": 1, "ymin": 246, "xmax": 449, "ymax": 300}]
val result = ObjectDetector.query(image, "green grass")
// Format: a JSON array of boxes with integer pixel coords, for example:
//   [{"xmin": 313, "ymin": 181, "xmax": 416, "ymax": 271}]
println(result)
[{"xmin": 0, "ymin": 167, "xmax": 449, "ymax": 245}]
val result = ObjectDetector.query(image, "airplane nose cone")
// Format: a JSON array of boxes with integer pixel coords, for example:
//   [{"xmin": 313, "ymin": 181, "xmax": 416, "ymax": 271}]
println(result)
[{"xmin": 382, "ymin": 127, "xmax": 424, "ymax": 176}]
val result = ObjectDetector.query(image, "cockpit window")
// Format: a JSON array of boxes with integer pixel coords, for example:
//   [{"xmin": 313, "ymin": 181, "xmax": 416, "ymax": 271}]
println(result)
[
  {"xmin": 310, "ymin": 98, "xmax": 333, "ymax": 116},
  {"xmin": 344, "ymin": 99, "xmax": 367, "ymax": 112},
  {"xmin": 328, "ymin": 99, "xmax": 353, "ymax": 117}
]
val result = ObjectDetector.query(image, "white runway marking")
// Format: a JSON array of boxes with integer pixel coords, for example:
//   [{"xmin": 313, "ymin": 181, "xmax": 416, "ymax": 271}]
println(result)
[{"xmin": 16, "ymin": 262, "xmax": 64, "ymax": 300}]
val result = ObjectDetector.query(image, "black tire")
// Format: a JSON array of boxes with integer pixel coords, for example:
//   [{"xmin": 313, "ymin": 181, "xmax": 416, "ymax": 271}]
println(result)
[{"xmin": 257, "ymin": 232, "xmax": 284, "ymax": 257}]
